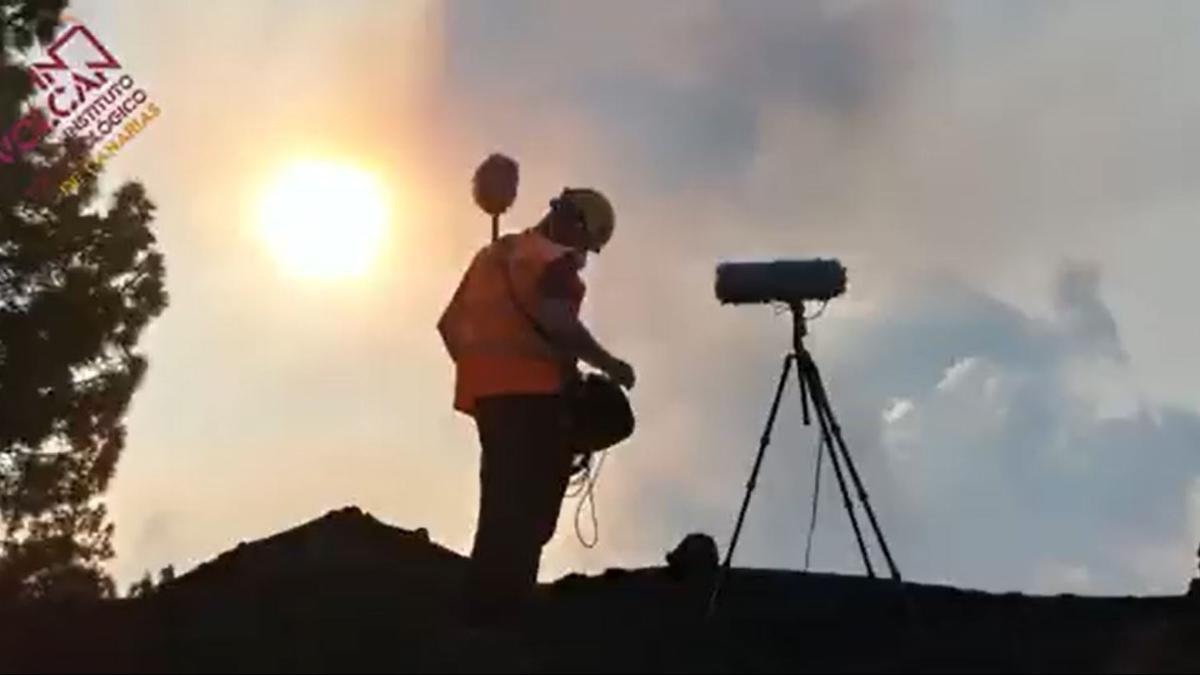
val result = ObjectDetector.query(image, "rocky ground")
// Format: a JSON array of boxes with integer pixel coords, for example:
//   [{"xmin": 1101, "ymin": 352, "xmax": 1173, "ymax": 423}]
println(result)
[{"xmin": 3, "ymin": 506, "xmax": 1198, "ymax": 673}]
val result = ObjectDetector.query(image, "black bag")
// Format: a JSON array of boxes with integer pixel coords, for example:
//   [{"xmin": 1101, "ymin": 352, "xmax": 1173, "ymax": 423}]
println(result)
[{"xmin": 565, "ymin": 371, "xmax": 635, "ymax": 454}]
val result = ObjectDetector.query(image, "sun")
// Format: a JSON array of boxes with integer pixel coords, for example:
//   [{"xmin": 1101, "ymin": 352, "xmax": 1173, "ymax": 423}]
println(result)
[{"xmin": 257, "ymin": 160, "xmax": 390, "ymax": 280}]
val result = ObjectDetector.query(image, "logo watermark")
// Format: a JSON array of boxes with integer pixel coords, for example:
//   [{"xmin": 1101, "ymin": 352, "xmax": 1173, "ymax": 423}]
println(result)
[{"xmin": 14, "ymin": 18, "xmax": 161, "ymax": 201}]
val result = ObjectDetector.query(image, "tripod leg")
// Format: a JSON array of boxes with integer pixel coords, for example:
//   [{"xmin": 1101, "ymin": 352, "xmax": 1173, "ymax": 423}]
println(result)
[
  {"xmin": 799, "ymin": 371, "xmax": 810, "ymax": 426},
  {"xmin": 708, "ymin": 354, "xmax": 794, "ymax": 616},
  {"xmin": 797, "ymin": 359, "xmax": 876, "ymax": 579},
  {"xmin": 802, "ymin": 352, "xmax": 903, "ymax": 582}
]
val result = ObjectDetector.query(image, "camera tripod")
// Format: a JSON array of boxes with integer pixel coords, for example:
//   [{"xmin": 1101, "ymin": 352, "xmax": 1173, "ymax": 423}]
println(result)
[{"xmin": 708, "ymin": 304, "xmax": 901, "ymax": 614}]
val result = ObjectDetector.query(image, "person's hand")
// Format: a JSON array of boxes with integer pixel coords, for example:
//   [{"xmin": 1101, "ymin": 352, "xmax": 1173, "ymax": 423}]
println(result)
[{"xmin": 606, "ymin": 357, "xmax": 636, "ymax": 390}]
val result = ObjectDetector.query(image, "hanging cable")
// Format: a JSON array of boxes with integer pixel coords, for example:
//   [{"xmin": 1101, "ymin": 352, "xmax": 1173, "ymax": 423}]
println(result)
[
  {"xmin": 771, "ymin": 299, "xmax": 829, "ymax": 321},
  {"xmin": 570, "ymin": 449, "xmax": 610, "ymax": 548},
  {"xmin": 566, "ymin": 454, "xmax": 591, "ymax": 498},
  {"xmin": 805, "ymin": 299, "xmax": 830, "ymax": 321},
  {"xmin": 803, "ymin": 434, "xmax": 824, "ymax": 571}
]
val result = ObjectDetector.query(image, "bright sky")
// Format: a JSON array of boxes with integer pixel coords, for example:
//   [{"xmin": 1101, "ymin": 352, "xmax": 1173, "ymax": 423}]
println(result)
[{"xmin": 63, "ymin": 0, "xmax": 1200, "ymax": 597}]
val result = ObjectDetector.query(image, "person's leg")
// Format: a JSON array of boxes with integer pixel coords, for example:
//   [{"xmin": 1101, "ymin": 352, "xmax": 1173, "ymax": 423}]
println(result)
[
  {"xmin": 466, "ymin": 394, "xmax": 574, "ymax": 622},
  {"xmin": 528, "ymin": 395, "xmax": 575, "ymax": 551},
  {"xmin": 466, "ymin": 395, "xmax": 527, "ymax": 622}
]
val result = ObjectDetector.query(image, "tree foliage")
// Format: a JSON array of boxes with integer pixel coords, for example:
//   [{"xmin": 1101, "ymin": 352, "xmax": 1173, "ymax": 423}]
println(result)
[{"xmin": 0, "ymin": 0, "xmax": 168, "ymax": 600}]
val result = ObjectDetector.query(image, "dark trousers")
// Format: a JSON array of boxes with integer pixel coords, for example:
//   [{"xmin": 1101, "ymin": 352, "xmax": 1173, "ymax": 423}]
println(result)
[{"xmin": 466, "ymin": 393, "xmax": 574, "ymax": 621}]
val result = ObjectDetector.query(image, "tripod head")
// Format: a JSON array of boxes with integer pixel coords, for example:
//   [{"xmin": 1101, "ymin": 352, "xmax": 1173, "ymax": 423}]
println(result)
[{"xmin": 788, "ymin": 303, "xmax": 809, "ymax": 351}]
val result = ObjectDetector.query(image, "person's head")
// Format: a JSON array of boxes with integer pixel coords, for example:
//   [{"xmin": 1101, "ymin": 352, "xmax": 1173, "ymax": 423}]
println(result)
[{"xmin": 539, "ymin": 188, "xmax": 615, "ymax": 254}]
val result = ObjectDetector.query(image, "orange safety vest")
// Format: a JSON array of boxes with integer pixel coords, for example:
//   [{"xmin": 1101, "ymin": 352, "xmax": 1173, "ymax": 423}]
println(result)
[{"xmin": 438, "ymin": 228, "xmax": 586, "ymax": 415}]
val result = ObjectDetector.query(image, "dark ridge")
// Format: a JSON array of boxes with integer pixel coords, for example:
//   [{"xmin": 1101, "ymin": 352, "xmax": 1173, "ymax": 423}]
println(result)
[
  {"xmin": 160, "ymin": 505, "xmax": 466, "ymax": 598},
  {"xmin": 3, "ymin": 506, "xmax": 1199, "ymax": 673}
]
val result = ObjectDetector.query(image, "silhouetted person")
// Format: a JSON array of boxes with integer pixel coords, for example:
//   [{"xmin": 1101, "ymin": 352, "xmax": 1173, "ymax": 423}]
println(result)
[
  {"xmin": 1191, "ymin": 543, "xmax": 1200, "ymax": 597},
  {"xmin": 439, "ymin": 186, "xmax": 635, "ymax": 624},
  {"xmin": 666, "ymin": 533, "xmax": 719, "ymax": 583}
]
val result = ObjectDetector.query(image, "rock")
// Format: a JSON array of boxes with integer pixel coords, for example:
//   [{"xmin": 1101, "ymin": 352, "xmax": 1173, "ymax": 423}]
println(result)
[{"xmin": 665, "ymin": 533, "xmax": 719, "ymax": 582}]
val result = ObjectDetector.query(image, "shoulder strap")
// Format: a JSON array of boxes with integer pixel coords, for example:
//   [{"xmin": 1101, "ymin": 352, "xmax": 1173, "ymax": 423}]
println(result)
[{"xmin": 497, "ymin": 235, "xmax": 555, "ymax": 343}]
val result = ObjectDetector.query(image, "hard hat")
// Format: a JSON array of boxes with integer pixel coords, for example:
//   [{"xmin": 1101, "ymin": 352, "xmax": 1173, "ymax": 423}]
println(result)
[{"xmin": 556, "ymin": 187, "xmax": 615, "ymax": 252}]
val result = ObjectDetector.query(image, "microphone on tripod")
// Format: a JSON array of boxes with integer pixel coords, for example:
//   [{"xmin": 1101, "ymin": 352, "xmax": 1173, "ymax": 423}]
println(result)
[{"xmin": 707, "ymin": 259, "xmax": 901, "ymax": 617}]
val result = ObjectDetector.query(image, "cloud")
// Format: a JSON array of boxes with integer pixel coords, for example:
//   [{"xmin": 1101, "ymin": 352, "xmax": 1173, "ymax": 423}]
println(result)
[
  {"xmin": 606, "ymin": 264, "xmax": 1200, "ymax": 594},
  {"xmin": 428, "ymin": 1, "xmax": 1200, "ymax": 595},
  {"xmin": 90, "ymin": 0, "xmax": 1200, "ymax": 596},
  {"xmin": 1035, "ymin": 561, "xmax": 1093, "ymax": 595}
]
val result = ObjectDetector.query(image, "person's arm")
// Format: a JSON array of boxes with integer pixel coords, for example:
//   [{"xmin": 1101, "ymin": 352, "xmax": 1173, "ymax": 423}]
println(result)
[
  {"xmin": 534, "ymin": 298, "xmax": 631, "ymax": 381},
  {"xmin": 530, "ymin": 255, "xmax": 636, "ymax": 389}
]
